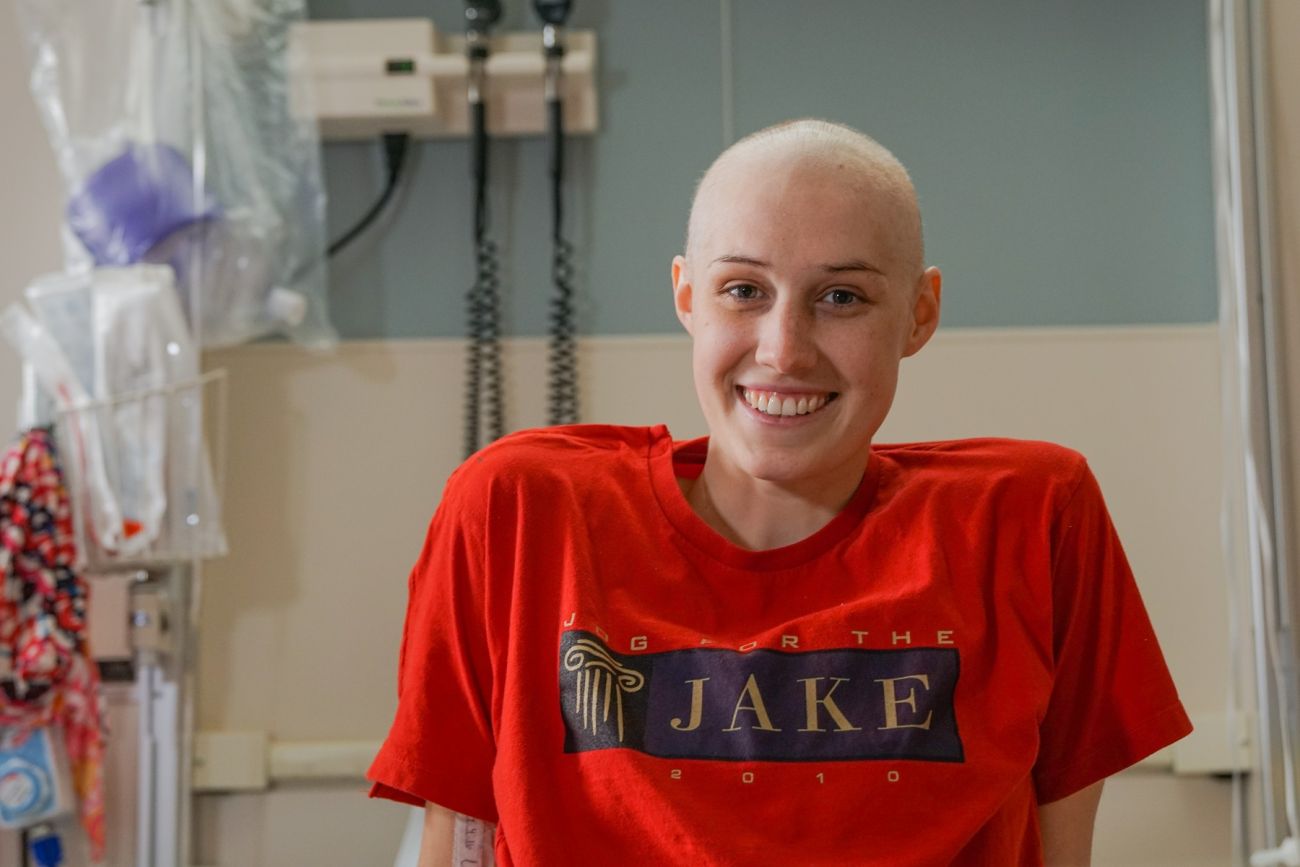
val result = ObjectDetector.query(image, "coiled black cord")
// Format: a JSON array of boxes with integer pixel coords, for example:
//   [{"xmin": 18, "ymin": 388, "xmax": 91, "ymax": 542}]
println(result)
[
  {"xmin": 464, "ymin": 95, "xmax": 506, "ymax": 459},
  {"xmin": 545, "ymin": 59, "xmax": 579, "ymax": 426}
]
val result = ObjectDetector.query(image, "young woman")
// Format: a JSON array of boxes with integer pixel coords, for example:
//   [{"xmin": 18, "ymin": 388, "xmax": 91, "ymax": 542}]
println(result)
[{"xmin": 368, "ymin": 120, "xmax": 1191, "ymax": 866}]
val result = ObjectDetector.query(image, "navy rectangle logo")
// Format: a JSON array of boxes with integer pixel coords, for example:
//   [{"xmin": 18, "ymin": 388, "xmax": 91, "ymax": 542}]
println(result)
[{"xmin": 559, "ymin": 630, "xmax": 963, "ymax": 763}]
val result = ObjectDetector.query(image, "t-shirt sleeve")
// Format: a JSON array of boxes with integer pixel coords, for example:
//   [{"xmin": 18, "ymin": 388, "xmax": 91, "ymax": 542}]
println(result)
[
  {"xmin": 1032, "ymin": 462, "xmax": 1193, "ymax": 804},
  {"xmin": 366, "ymin": 471, "xmax": 500, "ymax": 822}
]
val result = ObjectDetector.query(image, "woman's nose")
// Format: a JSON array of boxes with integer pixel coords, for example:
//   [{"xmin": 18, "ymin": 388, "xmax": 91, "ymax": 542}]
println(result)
[{"xmin": 754, "ymin": 304, "xmax": 817, "ymax": 374}]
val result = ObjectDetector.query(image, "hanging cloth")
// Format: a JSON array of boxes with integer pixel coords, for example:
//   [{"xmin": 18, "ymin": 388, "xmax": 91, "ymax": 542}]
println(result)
[{"xmin": 0, "ymin": 427, "xmax": 106, "ymax": 861}]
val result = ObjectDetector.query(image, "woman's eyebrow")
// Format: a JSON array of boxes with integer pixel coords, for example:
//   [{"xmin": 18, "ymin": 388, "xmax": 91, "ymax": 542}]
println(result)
[
  {"xmin": 711, "ymin": 254, "xmax": 769, "ymax": 268},
  {"xmin": 709, "ymin": 255, "xmax": 885, "ymax": 276},
  {"xmin": 823, "ymin": 260, "xmax": 884, "ymax": 275}
]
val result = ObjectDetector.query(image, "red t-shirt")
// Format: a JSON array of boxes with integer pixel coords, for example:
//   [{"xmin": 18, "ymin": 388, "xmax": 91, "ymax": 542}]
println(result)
[{"xmin": 368, "ymin": 425, "xmax": 1192, "ymax": 866}]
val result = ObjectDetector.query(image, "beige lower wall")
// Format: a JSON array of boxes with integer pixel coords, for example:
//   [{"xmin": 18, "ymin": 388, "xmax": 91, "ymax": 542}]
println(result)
[
  {"xmin": 1095, "ymin": 771, "xmax": 1236, "ymax": 867},
  {"xmin": 196, "ymin": 324, "xmax": 1234, "ymax": 866},
  {"xmin": 204, "ymin": 326, "xmax": 1230, "ymax": 738},
  {"xmin": 194, "ymin": 770, "xmax": 1237, "ymax": 867}
]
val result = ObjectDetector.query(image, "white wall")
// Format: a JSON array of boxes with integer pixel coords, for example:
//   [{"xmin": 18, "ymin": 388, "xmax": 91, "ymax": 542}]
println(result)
[
  {"xmin": 0, "ymin": 8, "xmax": 63, "ymax": 432},
  {"xmin": 201, "ymin": 327, "xmax": 1233, "ymax": 744},
  {"xmin": 196, "ymin": 327, "xmax": 1235, "ymax": 866}
]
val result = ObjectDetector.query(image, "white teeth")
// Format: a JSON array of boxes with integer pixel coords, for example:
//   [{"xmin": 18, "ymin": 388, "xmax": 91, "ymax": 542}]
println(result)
[{"xmin": 742, "ymin": 389, "xmax": 832, "ymax": 417}]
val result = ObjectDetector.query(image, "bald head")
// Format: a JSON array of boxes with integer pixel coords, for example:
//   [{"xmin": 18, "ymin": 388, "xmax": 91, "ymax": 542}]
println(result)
[{"xmin": 685, "ymin": 120, "xmax": 925, "ymax": 278}]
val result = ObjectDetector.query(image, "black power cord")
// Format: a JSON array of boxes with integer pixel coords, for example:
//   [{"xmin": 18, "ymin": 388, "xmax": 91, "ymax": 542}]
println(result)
[
  {"xmin": 327, "ymin": 132, "xmax": 412, "ymax": 258},
  {"xmin": 536, "ymin": 0, "xmax": 579, "ymax": 426},
  {"xmin": 285, "ymin": 132, "xmax": 412, "ymax": 288}
]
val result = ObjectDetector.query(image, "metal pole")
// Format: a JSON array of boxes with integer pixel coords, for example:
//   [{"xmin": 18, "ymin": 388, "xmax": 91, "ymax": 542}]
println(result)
[
  {"xmin": 1212, "ymin": 0, "xmax": 1300, "ymax": 854},
  {"xmin": 1213, "ymin": 0, "xmax": 1278, "ymax": 844},
  {"xmin": 1248, "ymin": 0, "xmax": 1300, "ymax": 845}
]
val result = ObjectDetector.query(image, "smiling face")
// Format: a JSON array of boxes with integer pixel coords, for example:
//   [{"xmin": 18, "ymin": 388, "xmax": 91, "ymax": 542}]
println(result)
[{"xmin": 673, "ymin": 143, "xmax": 941, "ymax": 496}]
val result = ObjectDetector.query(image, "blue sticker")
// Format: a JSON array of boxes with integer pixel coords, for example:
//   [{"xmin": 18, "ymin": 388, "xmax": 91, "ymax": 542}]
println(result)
[{"xmin": 0, "ymin": 731, "xmax": 57, "ymax": 826}]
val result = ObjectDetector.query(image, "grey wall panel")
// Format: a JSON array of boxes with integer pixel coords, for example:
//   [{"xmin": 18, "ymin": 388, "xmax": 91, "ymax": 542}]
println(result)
[
  {"xmin": 309, "ymin": 0, "xmax": 1215, "ymax": 338},
  {"xmin": 730, "ymin": 0, "xmax": 1217, "ymax": 328}
]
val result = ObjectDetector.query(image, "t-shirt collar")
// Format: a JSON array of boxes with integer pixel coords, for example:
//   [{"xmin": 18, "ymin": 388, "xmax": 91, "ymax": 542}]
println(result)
[{"xmin": 646, "ymin": 425, "xmax": 880, "ymax": 571}]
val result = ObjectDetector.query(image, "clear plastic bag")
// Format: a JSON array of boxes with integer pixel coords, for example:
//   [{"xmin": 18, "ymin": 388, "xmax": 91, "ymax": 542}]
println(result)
[
  {"xmin": 0, "ymin": 303, "xmax": 122, "ymax": 552},
  {"xmin": 16, "ymin": 0, "xmax": 336, "ymax": 350},
  {"xmin": 2, "ymin": 268, "xmax": 229, "ymax": 565}
]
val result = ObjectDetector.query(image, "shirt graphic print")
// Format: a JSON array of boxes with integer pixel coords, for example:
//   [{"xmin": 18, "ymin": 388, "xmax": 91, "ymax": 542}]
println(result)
[{"xmin": 559, "ymin": 629, "xmax": 964, "ymax": 763}]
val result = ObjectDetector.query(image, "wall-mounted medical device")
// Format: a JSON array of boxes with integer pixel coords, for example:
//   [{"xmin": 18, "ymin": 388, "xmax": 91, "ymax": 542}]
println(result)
[{"xmin": 290, "ymin": 18, "xmax": 598, "ymax": 140}]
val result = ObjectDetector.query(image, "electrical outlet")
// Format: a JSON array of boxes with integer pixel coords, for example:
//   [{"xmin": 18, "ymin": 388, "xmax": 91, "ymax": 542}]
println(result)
[{"xmin": 130, "ymin": 591, "xmax": 168, "ymax": 654}]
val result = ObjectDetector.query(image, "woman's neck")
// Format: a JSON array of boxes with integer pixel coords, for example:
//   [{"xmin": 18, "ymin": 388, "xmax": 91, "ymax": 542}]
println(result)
[{"xmin": 680, "ymin": 453, "xmax": 866, "ymax": 551}]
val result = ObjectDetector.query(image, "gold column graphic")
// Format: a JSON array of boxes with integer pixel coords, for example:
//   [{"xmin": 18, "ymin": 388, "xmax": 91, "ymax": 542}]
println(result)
[{"xmin": 564, "ymin": 638, "xmax": 647, "ymax": 742}]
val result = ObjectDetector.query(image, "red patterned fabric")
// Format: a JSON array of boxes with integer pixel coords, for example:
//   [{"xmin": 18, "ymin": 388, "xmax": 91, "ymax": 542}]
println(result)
[{"xmin": 0, "ymin": 427, "xmax": 106, "ymax": 861}]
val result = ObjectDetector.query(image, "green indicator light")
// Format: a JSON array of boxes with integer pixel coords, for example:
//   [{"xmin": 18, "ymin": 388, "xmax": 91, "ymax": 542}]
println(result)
[{"xmin": 386, "ymin": 58, "xmax": 416, "ymax": 75}]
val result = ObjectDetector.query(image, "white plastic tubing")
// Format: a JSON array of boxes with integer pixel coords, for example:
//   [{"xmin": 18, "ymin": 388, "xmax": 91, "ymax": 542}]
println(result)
[{"xmin": 1209, "ymin": 0, "xmax": 1300, "ymax": 864}]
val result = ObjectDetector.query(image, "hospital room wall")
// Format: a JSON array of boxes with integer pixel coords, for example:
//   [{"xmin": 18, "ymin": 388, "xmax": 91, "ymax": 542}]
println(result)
[
  {"xmin": 0, "ymin": 3, "xmax": 1286, "ymax": 867},
  {"xmin": 202, "ymin": 2, "xmax": 1237, "ymax": 865}
]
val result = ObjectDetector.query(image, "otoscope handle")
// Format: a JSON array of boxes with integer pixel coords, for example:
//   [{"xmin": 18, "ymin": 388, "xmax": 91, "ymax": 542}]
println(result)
[
  {"xmin": 464, "ymin": 0, "xmax": 502, "ymax": 32},
  {"xmin": 471, "ymin": 100, "xmax": 488, "ymax": 186},
  {"xmin": 532, "ymin": 0, "xmax": 573, "ymax": 27},
  {"xmin": 548, "ymin": 97, "xmax": 564, "ymax": 182}
]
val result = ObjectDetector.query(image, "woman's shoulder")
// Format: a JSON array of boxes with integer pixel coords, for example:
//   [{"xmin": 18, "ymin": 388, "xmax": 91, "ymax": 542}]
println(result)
[
  {"xmin": 446, "ymin": 424, "xmax": 664, "ymax": 500},
  {"xmin": 467, "ymin": 423, "xmax": 661, "ymax": 467},
  {"xmin": 872, "ymin": 437, "xmax": 1091, "ymax": 501},
  {"xmin": 876, "ymin": 436, "xmax": 1085, "ymax": 468}
]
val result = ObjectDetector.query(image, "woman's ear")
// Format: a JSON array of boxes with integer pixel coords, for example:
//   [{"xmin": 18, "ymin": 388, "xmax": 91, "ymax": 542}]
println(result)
[
  {"xmin": 903, "ymin": 266, "xmax": 942, "ymax": 357},
  {"xmin": 672, "ymin": 255, "xmax": 694, "ymax": 335}
]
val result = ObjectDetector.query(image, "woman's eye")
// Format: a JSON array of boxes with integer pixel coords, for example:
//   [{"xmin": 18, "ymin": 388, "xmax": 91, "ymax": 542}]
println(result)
[
  {"xmin": 823, "ymin": 288, "xmax": 861, "ymax": 306},
  {"xmin": 726, "ymin": 284, "xmax": 761, "ymax": 301}
]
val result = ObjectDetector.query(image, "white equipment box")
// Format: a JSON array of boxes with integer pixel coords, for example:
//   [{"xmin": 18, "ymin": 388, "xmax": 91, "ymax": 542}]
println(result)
[{"xmin": 290, "ymin": 18, "xmax": 598, "ymax": 140}]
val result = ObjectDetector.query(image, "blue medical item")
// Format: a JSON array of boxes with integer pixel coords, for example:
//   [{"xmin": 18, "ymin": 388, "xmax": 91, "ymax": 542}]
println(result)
[
  {"xmin": 66, "ymin": 142, "xmax": 219, "ymax": 268},
  {"xmin": 28, "ymin": 823, "xmax": 65, "ymax": 867},
  {"xmin": 0, "ymin": 728, "xmax": 74, "ymax": 830}
]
